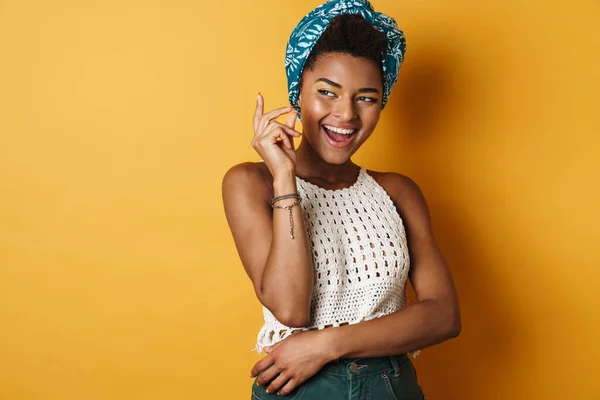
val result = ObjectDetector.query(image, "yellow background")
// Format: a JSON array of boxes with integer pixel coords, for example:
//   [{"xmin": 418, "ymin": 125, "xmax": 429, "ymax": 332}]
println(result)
[{"xmin": 1, "ymin": 0, "xmax": 599, "ymax": 399}]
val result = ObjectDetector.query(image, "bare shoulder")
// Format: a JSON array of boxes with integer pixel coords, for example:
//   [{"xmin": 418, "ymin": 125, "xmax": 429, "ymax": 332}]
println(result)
[
  {"xmin": 222, "ymin": 161, "xmax": 273, "ymax": 204},
  {"xmin": 366, "ymin": 168, "xmax": 434, "ymax": 239},
  {"xmin": 367, "ymin": 169, "xmax": 426, "ymax": 213}
]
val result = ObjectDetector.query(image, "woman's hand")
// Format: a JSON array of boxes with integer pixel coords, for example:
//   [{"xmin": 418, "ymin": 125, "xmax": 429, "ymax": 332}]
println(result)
[
  {"xmin": 250, "ymin": 329, "xmax": 336, "ymax": 396},
  {"xmin": 252, "ymin": 93, "xmax": 302, "ymax": 178}
]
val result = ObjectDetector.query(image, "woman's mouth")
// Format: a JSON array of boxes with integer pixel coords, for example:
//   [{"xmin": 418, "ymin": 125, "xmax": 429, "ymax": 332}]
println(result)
[{"xmin": 322, "ymin": 124, "xmax": 358, "ymax": 148}]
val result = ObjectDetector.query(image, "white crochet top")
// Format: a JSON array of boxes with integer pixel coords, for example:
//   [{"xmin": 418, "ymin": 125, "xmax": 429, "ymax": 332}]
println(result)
[{"xmin": 255, "ymin": 166, "xmax": 420, "ymax": 357}]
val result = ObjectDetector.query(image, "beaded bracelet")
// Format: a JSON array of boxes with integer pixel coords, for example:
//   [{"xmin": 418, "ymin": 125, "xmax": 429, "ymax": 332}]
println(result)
[{"xmin": 271, "ymin": 198, "xmax": 302, "ymax": 239}]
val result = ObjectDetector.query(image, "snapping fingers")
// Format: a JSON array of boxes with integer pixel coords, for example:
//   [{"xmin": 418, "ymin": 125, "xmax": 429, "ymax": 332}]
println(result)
[
  {"xmin": 267, "ymin": 122, "xmax": 300, "ymax": 150},
  {"xmin": 259, "ymin": 106, "xmax": 294, "ymax": 135}
]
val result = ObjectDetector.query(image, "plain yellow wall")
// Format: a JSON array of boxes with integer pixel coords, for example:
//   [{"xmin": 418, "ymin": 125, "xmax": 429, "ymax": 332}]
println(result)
[{"xmin": 0, "ymin": 1, "xmax": 598, "ymax": 399}]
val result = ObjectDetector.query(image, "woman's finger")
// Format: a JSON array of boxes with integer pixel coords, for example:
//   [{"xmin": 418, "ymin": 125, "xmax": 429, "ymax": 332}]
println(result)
[
  {"xmin": 258, "ymin": 106, "xmax": 294, "ymax": 134},
  {"xmin": 265, "ymin": 121, "xmax": 302, "ymax": 138},
  {"xmin": 284, "ymin": 110, "xmax": 297, "ymax": 129},
  {"xmin": 269, "ymin": 128, "xmax": 293, "ymax": 150},
  {"xmin": 255, "ymin": 364, "xmax": 281, "ymax": 387},
  {"xmin": 266, "ymin": 372, "xmax": 292, "ymax": 395},
  {"xmin": 263, "ymin": 340, "xmax": 284, "ymax": 354},
  {"xmin": 250, "ymin": 355, "xmax": 273, "ymax": 378},
  {"xmin": 253, "ymin": 93, "xmax": 264, "ymax": 133},
  {"xmin": 276, "ymin": 378, "xmax": 301, "ymax": 396},
  {"xmin": 262, "ymin": 124, "xmax": 298, "ymax": 150}
]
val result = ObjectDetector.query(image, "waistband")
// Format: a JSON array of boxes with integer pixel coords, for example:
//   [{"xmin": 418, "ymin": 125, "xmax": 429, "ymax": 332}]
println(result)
[{"xmin": 319, "ymin": 354, "xmax": 409, "ymax": 377}]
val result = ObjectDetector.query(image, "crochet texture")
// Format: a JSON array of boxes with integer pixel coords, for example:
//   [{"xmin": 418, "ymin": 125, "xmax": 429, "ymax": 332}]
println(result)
[{"xmin": 255, "ymin": 166, "xmax": 420, "ymax": 357}]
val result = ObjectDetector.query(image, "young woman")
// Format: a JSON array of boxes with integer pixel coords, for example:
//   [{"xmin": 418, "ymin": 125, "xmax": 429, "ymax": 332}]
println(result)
[{"xmin": 222, "ymin": 1, "xmax": 461, "ymax": 399}]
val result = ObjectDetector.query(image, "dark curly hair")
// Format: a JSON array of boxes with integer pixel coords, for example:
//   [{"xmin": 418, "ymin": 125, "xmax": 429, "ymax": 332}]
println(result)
[{"xmin": 300, "ymin": 14, "xmax": 387, "ymax": 89}]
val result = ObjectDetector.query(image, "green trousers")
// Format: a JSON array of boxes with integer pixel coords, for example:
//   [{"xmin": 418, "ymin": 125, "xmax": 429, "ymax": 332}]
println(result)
[{"xmin": 251, "ymin": 353, "xmax": 426, "ymax": 400}]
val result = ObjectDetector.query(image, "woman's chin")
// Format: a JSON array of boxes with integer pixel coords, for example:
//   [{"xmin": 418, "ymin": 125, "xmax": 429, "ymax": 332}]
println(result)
[
  {"xmin": 299, "ymin": 132, "xmax": 357, "ymax": 165},
  {"xmin": 316, "ymin": 147, "xmax": 355, "ymax": 165}
]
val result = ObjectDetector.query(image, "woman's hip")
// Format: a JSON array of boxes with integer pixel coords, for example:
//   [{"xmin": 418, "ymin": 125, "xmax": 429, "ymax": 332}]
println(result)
[{"xmin": 251, "ymin": 353, "xmax": 426, "ymax": 400}]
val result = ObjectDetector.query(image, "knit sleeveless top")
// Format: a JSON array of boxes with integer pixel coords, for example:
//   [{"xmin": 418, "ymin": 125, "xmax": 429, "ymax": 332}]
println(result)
[{"xmin": 255, "ymin": 166, "xmax": 420, "ymax": 357}]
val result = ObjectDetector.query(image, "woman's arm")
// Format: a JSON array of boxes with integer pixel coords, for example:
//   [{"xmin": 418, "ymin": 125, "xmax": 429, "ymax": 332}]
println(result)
[
  {"xmin": 222, "ymin": 162, "xmax": 313, "ymax": 327},
  {"xmin": 323, "ymin": 172, "xmax": 461, "ymax": 357}
]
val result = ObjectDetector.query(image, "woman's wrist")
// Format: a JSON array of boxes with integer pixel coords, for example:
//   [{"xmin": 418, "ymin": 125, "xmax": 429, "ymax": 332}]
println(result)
[
  {"xmin": 319, "ymin": 327, "xmax": 345, "ymax": 362},
  {"xmin": 272, "ymin": 169, "xmax": 298, "ymax": 195}
]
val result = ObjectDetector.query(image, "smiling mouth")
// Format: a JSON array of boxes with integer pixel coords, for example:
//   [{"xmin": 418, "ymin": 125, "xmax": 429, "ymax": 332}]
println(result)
[{"xmin": 322, "ymin": 124, "xmax": 357, "ymax": 144}]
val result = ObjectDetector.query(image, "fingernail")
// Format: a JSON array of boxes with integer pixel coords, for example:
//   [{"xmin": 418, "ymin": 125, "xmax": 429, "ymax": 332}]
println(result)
[{"xmin": 265, "ymin": 389, "xmax": 270, "ymax": 393}]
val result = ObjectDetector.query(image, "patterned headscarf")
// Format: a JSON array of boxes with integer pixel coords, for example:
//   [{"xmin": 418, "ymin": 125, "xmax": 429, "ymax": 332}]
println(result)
[{"xmin": 285, "ymin": 0, "xmax": 406, "ymax": 115}]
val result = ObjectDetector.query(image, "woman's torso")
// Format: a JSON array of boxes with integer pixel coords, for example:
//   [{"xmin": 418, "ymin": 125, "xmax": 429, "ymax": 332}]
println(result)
[{"xmin": 255, "ymin": 162, "xmax": 413, "ymax": 353}]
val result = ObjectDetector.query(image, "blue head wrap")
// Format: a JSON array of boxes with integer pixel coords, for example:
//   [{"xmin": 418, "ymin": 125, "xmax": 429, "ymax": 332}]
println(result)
[{"xmin": 285, "ymin": 0, "xmax": 406, "ymax": 116}]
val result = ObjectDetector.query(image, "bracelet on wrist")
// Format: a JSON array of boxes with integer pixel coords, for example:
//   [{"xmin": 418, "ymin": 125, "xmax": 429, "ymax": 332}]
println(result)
[
  {"xmin": 271, "ymin": 193, "xmax": 301, "ymax": 207},
  {"xmin": 272, "ymin": 200, "xmax": 302, "ymax": 239}
]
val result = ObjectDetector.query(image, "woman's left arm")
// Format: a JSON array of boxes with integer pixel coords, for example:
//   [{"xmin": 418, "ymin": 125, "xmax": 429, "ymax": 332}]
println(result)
[{"xmin": 251, "ymin": 173, "xmax": 461, "ymax": 395}]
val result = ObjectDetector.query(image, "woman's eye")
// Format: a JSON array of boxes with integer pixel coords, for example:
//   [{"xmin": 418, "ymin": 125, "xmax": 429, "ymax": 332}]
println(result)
[
  {"xmin": 358, "ymin": 96, "xmax": 378, "ymax": 103},
  {"xmin": 318, "ymin": 89, "xmax": 335, "ymax": 97}
]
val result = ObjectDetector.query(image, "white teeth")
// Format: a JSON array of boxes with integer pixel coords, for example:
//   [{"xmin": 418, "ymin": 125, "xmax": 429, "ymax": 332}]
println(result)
[{"xmin": 324, "ymin": 125, "xmax": 356, "ymax": 135}]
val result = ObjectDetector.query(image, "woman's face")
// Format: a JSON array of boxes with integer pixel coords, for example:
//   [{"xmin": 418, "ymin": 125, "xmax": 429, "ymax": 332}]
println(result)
[{"xmin": 298, "ymin": 52, "xmax": 384, "ymax": 165}]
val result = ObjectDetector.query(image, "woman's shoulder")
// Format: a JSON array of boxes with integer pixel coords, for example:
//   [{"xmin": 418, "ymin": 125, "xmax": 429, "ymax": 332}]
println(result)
[
  {"xmin": 366, "ymin": 169, "xmax": 427, "ymax": 211},
  {"xmin": 366, "ymin": 169, "xmax": 436, "ymax": 247},
  {"xmin": 222, "ymin": 161, "xmax": 273, "ymax": 201},
  {"xmin": 367, "ymin": 169, "xmax": 420, "ymax": 196},
  {"xmin": 223, "ymin": 161, "xmax": 270, "ymax": 182}
]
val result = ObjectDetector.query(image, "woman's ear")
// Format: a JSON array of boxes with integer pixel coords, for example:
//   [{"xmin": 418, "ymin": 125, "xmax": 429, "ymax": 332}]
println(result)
[
  {"xmin": 296, "ymin": 94, "xmax": 303, "ymax": 122},
  {"xmin": 295, "ymin": 92, "xmax": 303, "ymax": 122}
]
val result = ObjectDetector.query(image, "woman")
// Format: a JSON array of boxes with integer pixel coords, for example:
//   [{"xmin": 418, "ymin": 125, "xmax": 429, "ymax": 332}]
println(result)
[{"xmin": 222, "ymin": 1, "xmax": 461, "ymax": 399}]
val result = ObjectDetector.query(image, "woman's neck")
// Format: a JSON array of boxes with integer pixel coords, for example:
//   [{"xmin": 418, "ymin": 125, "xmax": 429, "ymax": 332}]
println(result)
[{"xmin": 294, "ymin": 139, "xmax": 360, "ymax": 186}]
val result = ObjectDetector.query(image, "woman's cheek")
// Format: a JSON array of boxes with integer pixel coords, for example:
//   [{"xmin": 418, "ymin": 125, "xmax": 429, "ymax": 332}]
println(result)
[
  {"xmin": 361, "ymin": 107, "xmax": 381, "ymax": 128},
  {"xmin": 306, "ymin": 96, "xmax": 331, "ymax": 115}
]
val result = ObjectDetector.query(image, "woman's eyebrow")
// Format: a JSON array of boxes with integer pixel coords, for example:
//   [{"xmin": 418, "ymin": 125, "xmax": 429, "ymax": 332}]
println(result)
[
  {"xmin": 357, "ymin": 87, "xmax": 380, "ymax": 94},
  {"xmin": 315, "ymin": 78, "xmax": 380, "ymax": 94},
  {"xmin": 315, "ymin": 78, "xmax": 342, "ymax": 88}
]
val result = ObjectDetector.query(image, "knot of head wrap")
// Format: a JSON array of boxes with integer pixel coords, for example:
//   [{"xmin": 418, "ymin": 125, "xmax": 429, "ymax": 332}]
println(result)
[{"xmin": 285, "ymin": 0, "xmax": 406, "ymax": 115}]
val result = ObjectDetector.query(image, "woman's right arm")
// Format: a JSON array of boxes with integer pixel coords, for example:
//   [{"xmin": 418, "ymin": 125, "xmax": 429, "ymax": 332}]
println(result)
[
  {"xmin": 221, "ymin": 95, "xmax": 313, "ymax": 327},
  {"xmin": 222, "ymin": 164, "xmax": 313, "ymax": 327}
]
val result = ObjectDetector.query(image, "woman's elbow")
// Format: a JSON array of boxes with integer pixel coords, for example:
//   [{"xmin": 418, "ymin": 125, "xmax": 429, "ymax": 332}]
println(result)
[
  {"xmin": 444, "ymin": 307, "xmax": 462, "ymax": 339},
  {"xmin": 273, "ymin": 299, "xmax": 311, "ymax": 327},
  {"xmin": 268, "ymin": 303, "xmax": 310, "ymax": 327},
  {"xmin": 257, "ymin": 293, "xmax": 310, "ymax": 327},
  {"xmin": 277, "ymin": 312, "xmax": 310, "ymax": 328},
  {"xmin": 447, "ymin": 316, "xmax": 461, "ymax": 338}
]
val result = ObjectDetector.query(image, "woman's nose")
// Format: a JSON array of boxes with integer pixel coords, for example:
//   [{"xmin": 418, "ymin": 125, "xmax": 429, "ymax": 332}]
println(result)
[{"xmin": 333, "ymin": 97, "xmax": 357, "ymax": 121}]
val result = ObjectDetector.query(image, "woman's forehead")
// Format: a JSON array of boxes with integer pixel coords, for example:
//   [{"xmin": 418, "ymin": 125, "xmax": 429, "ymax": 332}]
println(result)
[{"xmin": 304, "ymin": 53, "xmax": 383, "ymax": 89}]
